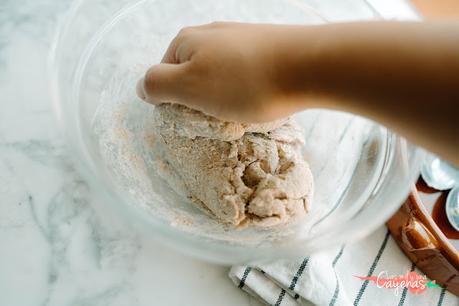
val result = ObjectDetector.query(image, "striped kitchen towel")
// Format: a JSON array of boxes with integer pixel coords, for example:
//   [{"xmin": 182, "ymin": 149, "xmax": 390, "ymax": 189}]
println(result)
[{"xmin": 229, "ymin": 226, "xmax": 457, "ymax": 306}]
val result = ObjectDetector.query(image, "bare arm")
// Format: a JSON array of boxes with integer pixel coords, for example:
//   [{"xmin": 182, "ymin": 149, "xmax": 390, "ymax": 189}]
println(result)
[
  {"xmin": 282, "ymin": 21, "xmax": 459, "ymax": 164},
  {"xmin": 136, "ymin": 21, "xmax": 459, "ymax": 164}
]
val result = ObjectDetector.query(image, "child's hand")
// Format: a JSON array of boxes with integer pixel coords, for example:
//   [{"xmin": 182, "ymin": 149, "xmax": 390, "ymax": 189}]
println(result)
[
  {"xmin": 136, "ymin": 22, "xmax": 312, "ymax": 123},
  {"xmin": 137, "ymin": 21, "xmax": 459, "ymax": 164}
]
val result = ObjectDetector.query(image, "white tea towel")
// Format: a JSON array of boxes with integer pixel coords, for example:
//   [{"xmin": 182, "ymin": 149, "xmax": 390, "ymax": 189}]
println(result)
[{"xmin": 229, "ymin": 227, "xmax": 458, "ymax": 306}]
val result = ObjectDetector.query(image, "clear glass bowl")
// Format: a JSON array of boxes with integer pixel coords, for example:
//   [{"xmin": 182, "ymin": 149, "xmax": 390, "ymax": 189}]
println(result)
[{"xmin": 49, "ymin": 0, "xmax": 422, "ymax": 264}]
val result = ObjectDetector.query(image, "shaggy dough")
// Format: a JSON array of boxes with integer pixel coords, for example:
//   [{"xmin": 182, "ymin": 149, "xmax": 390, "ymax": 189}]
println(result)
[
  {"xmin": 146, "ymin": 104, "xmax": 313, "ymax": 227},
  {"xmin": 154, "ymin": 104, "xmax": 289, "ymax": 141}
]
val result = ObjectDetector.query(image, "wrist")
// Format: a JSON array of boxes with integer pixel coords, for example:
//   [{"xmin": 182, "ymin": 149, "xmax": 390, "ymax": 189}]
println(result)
[{"xmin": 268, "ymin": 25, "xmax": 328, "ymax": 109}]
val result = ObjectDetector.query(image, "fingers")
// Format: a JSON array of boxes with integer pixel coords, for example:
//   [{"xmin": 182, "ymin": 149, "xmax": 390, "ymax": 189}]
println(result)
[
  {"xmin": 137, "ymin": 63, "xmax": 189, "ymax": 105},
  {"xmin": 137, "ymin": 24, "xmax": 216, "ymax": 104},
  {"xmin": 161, "ymin": 22, "xmax": 230, "ymax": 64},
  {"xmin": 161, "ymin": 35, "xmax": 180, "ymax": 64}
]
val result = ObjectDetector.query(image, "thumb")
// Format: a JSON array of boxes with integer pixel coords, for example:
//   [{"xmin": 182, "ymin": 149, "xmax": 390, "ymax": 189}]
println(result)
[{"xmin": 136, "ymin": 63, "xmax": 188, "ymax": 105}]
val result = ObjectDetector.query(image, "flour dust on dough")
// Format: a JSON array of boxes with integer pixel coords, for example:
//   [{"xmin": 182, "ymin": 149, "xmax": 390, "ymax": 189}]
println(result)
[{"xmin": 145, "ymin": 104, "xmax": 314, "ymax": 227}]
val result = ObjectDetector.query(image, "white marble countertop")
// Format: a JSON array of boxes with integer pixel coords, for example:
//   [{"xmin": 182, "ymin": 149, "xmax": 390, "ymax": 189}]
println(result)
[
  {"xmin": 0, "ymin": 1, "xmax": 263, "ymax": 305},
  {"xmin": 0, "ymin": 1, "xmax": 420, "ymax": 306}
]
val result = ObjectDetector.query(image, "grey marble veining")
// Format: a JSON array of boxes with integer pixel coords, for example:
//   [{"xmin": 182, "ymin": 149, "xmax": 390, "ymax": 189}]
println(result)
[{"xmin": 0, "ymin": 1, "xmax": 258, "ymax": 305}]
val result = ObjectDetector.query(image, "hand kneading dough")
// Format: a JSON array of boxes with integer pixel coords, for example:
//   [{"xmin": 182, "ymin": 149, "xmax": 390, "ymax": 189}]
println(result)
[{"xmin": 146, "ymin": 104, "xmax": 314, "ymax": 227}]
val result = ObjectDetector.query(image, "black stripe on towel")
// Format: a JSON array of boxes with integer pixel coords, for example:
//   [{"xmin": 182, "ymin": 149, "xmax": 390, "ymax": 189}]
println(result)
[
  {"xmin": 329, "ymin": 246, "xmax": 346, "ymax": 306},
  {"xmin": 353, "ymin": 229, "xmax": 391, "ymax": 305},
  {"xmin": 274, "ymin": 289, "xmax": 286, "ymax": 306},
  {"xmin": 275, "ymin": 257, "xmax": 310, "ymax": 305},
  {"xmin": 332, "ymin": 247, "xmax": 345, "ymax": 266},
  {"xmin": 437, "ymin": 287, "xmax": 446, "ymax": 306},
  {"xmin": 397, "ymin": 263, "xmax": 416, "ymax": 306},
  {"xmin": 289, "ymin": 257, "xmax": 310, "ymax": 290},
  {"xmin": 238, "ymin": 267, "xmax": 252, "ymax": 289}
]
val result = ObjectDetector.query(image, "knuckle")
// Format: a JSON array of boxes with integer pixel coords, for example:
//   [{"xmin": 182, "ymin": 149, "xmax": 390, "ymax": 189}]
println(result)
[
  {"xmin": 210, "ymin": 21, "xmax": 225, "ymax": 27},
  {"xmin": 209, "ymin": 21, "xmax": 234, "ymax": 28},
  {"xmin": 178, "ymin": 26, "xmax": 195, "ymax": 37},
  {"xmin": 186, "ymin": 55, "xmax": 207, "ymax": 74}
]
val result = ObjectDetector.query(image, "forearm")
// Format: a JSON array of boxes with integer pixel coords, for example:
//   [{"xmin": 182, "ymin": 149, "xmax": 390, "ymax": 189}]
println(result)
[
  {"xmin": 281, "ymin": 22, "xmax": 459, "ymax": 164},
  {"xmin": 138, "ymin": 21, "xmax": 459, "ymax": 163}
]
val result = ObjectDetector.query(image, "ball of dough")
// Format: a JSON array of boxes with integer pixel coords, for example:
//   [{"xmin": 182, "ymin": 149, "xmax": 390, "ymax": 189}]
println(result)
[{"xmin": 146, "ymin": 104, "xmax": 314, "ymax": 227}]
